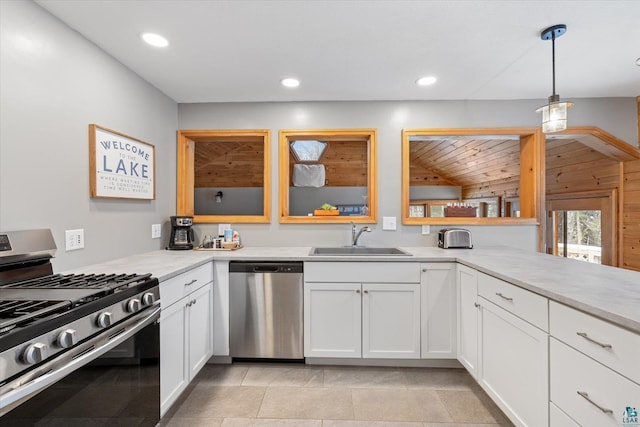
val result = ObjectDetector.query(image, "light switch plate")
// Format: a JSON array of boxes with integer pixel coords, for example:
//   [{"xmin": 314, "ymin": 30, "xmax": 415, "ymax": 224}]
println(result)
[
  {"xmin": 65, "ymin": 229, "xmax": 84, "ymax": 251},
  {"xmin": 421, "ymin": 225, "xmax": 431, "ymax": 235},
  {"xmin": 218, "ymin": 223, "xmax": 231, "ymax": 237},
  {"xmin": 382, "ymin": 216, "xmax": 397, "ymax": 230},
  {"xmin": 151, "ymin": 224, "xmax": 161, "ymax": 239}
]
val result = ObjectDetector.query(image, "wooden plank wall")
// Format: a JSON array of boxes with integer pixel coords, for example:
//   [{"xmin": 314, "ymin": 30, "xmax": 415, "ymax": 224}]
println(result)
[
  {"xmin": 462, "ymin": 176, "xmax": 520, "ymax": 199},
  {"xmin": 546, "ymin": 139, "xmax": 620, "ymax": 194},
  {"xmin": 194, "ymin": 140, "xmax": 264, "ymax": 187},
  {"xmin": 289, "ymin": 140, "xmax": 367, "ymax": 187},
  {"xmin": 623, "ymin": 158, "xmax": 640, "ymax": 271}
]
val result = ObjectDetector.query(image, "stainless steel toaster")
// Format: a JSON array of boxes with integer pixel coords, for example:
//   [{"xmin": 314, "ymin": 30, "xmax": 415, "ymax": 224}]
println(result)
[{"xmin": 438, "ymin": 228, "xmax": 473, "ymax": 249}]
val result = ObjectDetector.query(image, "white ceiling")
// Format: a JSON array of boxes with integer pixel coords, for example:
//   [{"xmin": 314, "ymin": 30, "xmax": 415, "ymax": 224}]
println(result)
[{"xmin": 35, "ymin": 0, "xmax": 640, "ymax": 104}]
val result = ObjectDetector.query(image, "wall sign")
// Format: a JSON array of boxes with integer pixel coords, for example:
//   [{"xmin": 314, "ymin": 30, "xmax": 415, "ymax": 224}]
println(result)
[{"xmin": 89, "ymin": 124, "xmax": 156, "ymax": 200}]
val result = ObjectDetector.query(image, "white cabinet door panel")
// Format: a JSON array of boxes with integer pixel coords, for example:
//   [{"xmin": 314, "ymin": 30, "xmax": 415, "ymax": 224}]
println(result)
[
  {"xmin": 479, "ymin": 298, "xmax": 548, "ymax": 427},
  {"xmin": 212, "ymin": 260, "xmax": 230, "ymax": 356},
  {"xmin": 188, "ymin": 283, "xmax": 213, "ymax": 380},
  {"xmin": 160, "ymin": 300, "xmax": 188, "ymax": 417},
  {"xmin": 304, "ymin": 282, "xmax": 362, "ymax": 358},
  {"xmin": 362, "ymin": 283, "xmax": 421, "ymax": 359},
  {"xmin": 421, "ymin": 263, "xmax": 456, "ymax": 358},
  {"xmin": 457, "ymin": 265, "xmax": 479, "ymax": 377}
]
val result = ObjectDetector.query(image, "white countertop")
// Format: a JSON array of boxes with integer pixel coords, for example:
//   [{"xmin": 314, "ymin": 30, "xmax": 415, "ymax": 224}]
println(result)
[{"xmin": 66, "ymin": 246, "xmax": 640, "ymax": 333}]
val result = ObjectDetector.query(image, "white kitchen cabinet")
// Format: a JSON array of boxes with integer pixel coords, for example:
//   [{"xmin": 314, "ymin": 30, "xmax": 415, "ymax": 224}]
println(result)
[
  {"xmin": 456, "ymin": 264, "xmax": 479, "ymax": 377},
  {"xmin": 304, "ymin": 282, "xmax": 362, "ymax": 358},
  {"xmin": 550, "ymin": 337, "xmax": 640, "ymax": 427},
  {"xmin": 160, "ymin": 263, "xmax": 213, "ymax": 417},
  {"xmin": 362, "ymin": 283, "xmax": 421, "ymax": 358},
  {"xmin": 479, "ymin": 297, "xmax": 549, "ymax": 427},
  {"xmin": 304, "ymin": 262, "xmax": 421, "ymax": 359},
  {"xmin": 549, "ymin": 302, "xmax": 640, "ymax": 427},
  {"xmin": 420, "ymin": 263, "xmax": 456, "ymax": 359}
]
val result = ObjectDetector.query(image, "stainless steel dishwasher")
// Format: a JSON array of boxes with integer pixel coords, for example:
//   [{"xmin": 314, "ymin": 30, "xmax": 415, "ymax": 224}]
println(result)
[{"xmin": 229, "ymin": 261, "xmax": 303, "ymax": 359}]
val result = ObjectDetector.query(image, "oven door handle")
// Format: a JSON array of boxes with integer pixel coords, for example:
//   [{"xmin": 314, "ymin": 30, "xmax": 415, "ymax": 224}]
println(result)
[{"xmin": 0, "ymin": 305, "xmax": 160, "ymax": 416}]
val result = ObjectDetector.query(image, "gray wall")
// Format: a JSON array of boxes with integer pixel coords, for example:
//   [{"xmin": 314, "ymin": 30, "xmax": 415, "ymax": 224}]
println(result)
[
  {"xmin": 194, "ymin": 188, "xmax": 263, "ymax": 216},
  {"xmin": 0, "ymin": 1, "xmax": 178, "ymax": 271},
  {"xmin": 179, "ymin": 99, "xmax": 637, "ymax": 252}
]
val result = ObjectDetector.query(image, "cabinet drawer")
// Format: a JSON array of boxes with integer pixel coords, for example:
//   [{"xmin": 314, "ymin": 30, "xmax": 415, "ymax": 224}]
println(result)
[
  {"xmin": 161, "ymin": 263, "xmax": 213, "ymax": 307},
  {"xmin": 550, "ymin": 338, "xmax": 640, "ymax": 427},
  {"xmin": 304, "ymin": 262, "xmax": 420, "ymax": 283},
  {"xmin": 478, "ymin": 272, "xmax": 548, "ymax": 331},
  {"xmin": 550, "ymin": 301, "xmax": 640, "ymax": 384}
]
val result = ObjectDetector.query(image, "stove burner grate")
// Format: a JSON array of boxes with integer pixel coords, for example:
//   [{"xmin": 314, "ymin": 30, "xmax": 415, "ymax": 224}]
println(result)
[
  {"xmin": 0, "ymin": 299, "xmax": 71, "ymax": 334},
  {"xmin": 3, "ymin": 273, "xmax": 152, "ymax": 292}
]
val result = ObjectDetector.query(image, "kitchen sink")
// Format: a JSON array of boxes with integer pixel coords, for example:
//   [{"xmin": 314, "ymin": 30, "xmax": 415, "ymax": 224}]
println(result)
[{"xmin": 309, "ymin": 247, "xmax": 412, "ymax": 256}]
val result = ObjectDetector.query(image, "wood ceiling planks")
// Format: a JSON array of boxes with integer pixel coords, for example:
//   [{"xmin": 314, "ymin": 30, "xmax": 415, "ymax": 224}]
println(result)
[{"xmin": 409, "ymin": 138, "xmax": 521, "ymax": 187}]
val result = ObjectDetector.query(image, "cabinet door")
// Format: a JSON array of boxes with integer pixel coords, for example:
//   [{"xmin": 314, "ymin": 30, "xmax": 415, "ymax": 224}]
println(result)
[
  {"xmin": 479, "ymin": 299, "xmax": 548, "ymax": 427},
  {"xmin": 421, "ymin": 263, "xmax": 456, "ymax": 359},
  {"xmin": 362, "ymin": 283, "xmax": 421, "ymax": 359},
  {"xmin": 188, "ymin": 283, "xmax": 213, "ymax": 380},
  {"xmin": 304, "ymin": 282, "xmax": 362, "ymax": 358},
  {"xmin": 457, "ymin": 265, "xmax": 479, "ymax": 377},
  {"xmin": 160, "ymin": 299, "xmax": 188, "ymax": 417}
]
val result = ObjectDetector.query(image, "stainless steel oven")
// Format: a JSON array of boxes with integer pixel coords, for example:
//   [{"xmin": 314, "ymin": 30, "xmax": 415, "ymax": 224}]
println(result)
[{"xmin": 0, "ymin": 229, "xmax": 161, "ymax": 425}]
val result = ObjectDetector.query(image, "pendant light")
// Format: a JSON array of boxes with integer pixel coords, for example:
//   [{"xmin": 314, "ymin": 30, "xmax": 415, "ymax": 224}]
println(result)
[{"xmin": 536, "ymin": 24, "xmax": 574, "ymax": 133}]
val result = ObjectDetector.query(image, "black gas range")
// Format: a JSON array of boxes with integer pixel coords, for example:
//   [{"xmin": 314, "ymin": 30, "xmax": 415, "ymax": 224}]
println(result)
[{"xmin": 0, "ymin": 229, "xmax": 160, "ymax": 424}]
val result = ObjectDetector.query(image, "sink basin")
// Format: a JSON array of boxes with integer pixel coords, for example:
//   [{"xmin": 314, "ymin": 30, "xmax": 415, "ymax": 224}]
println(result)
[{"xmin": 309, "ymin": 247, "xmax": 411, "ymax": 256}]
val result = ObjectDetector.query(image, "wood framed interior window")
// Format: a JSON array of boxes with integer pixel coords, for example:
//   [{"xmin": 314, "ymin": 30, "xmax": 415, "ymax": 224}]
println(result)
[
  {"xmin": 177, "ymin": 129, "xmax": 271, "ymax": 223},
  {"xmin": 402, "ymin": 127, "xmax": 543, "ymax": 226},
  {"xmin": 279, "ymin": 129, "xmax": 378, "ymax": 224}
]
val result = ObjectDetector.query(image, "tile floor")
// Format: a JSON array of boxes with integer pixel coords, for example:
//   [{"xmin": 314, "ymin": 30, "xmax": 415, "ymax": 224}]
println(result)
[{"xmin": 161, "ymin": 363, "xmax": 514, "ymax": 427}]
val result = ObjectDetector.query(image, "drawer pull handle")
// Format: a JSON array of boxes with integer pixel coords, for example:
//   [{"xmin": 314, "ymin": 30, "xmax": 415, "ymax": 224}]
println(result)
[
  {"xmin": 577, "ymin": 391, "xmax": 613, "ymax": 414},
  {"xmin": 576, "ymin": 332, "xmax": 612, "ymax": 349},
  {"xmin": 185, "ymin": 279, "xmax": 197, "ymax": 286},
  {"xmin": 495, "ymin": 292, "xmax": 513, "ymax": 301}
]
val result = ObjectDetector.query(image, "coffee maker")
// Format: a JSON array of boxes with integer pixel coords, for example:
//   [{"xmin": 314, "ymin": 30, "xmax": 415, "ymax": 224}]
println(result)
[{"xmin": 167, "ymin": 216, "xmax": 195, "ymax": 250}]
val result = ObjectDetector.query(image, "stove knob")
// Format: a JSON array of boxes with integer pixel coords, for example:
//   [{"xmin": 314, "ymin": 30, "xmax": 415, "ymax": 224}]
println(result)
[
  {"xmin": 22, "ymin": 343, "xmax": 47, "ymax": 364},
  {"xmin": 126, "ymin": 298, "xmax": 141, "ymax": 313},
  {"xmin": 57, "ymin": 329, "xmax": 77, "ymax": 348},
  {"xmin": 142, "ymin": 292, "xmax": 155, "ymax": 306},
  {"xmin": 97, "ymin": 312, "xmax": 113, "ymax": 328}
]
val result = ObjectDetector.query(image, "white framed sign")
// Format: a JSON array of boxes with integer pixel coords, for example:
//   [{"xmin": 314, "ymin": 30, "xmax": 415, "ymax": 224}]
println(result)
[{"xmin": 89, "ymin": 124, "xmax": 156, "ymax": 200}]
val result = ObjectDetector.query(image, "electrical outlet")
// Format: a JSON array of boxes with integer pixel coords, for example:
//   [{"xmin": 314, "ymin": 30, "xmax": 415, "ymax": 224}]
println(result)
[
  {"xmin": 382, "ymin": 216, "xmax": 397, "ymax": 230},
  {"xmin": 65, "ymin": 229, "xmax": 84, "ymax": 251},
  {"xmin": 151, "ymin": 224, "xmax": 162, "ymax": 239},
  {"xmin": 421, "ymin": 225, "xmax": 431, "ymax": 235}
]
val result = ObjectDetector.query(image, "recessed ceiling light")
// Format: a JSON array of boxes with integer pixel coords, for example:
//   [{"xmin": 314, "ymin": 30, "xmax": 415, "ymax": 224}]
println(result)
[
  {"xmin": 416, "ymin": 76, "xmax": 437, "ymax": 86},
  {"xmin": 281, "ymin": 78, "xmax": 300, "ymax": 88},
  {"xmin": 141, "ymin": 32, "xmax": 169, "ymax": 48}
]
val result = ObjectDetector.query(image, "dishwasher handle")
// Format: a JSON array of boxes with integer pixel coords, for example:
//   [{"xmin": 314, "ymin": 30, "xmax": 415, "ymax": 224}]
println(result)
[{"xmin": 253, "ymin": 266, "xmax": 279, "ymax": 273}]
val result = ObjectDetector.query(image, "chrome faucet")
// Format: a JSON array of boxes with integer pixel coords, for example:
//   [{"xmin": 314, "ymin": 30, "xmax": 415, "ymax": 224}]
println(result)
[{"xmin": 351, "ymin": 222, "xmax": 372, "ymax": 247}]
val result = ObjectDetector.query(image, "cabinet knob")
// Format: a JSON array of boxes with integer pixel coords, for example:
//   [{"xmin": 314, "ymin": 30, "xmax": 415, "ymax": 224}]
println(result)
[
  {"xmin": 422, "ymin": 268, "xmax": 427, "ymax": 272},
  {"xmin": 356, "ymin": 289, "xmax": 361, "ymax": 293},
  {"xmin": 474, "ymin": 302, "xmax": 480, "ymax": 308},
  {"xmin": 363, "ymin": 290, "xmax": 369, "ymax": 294}
]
